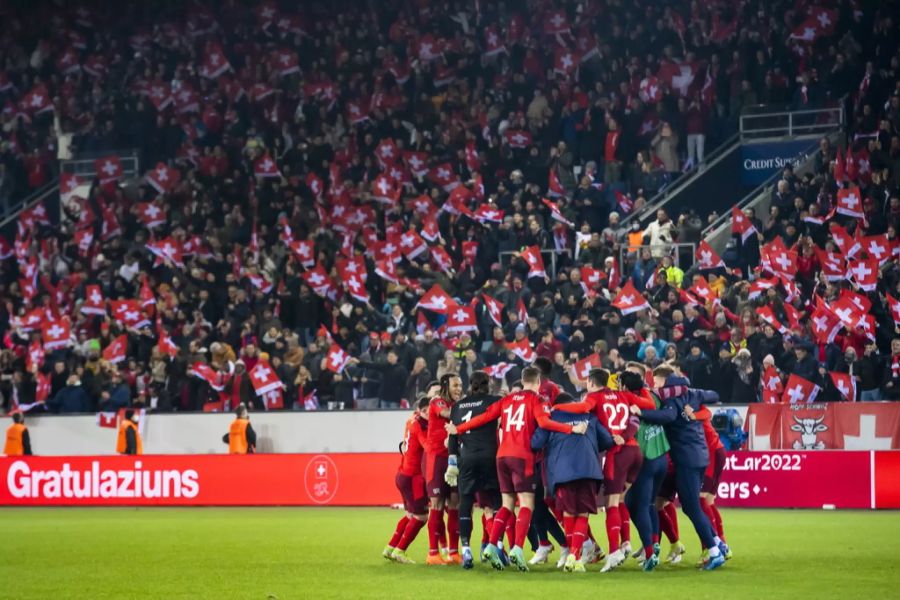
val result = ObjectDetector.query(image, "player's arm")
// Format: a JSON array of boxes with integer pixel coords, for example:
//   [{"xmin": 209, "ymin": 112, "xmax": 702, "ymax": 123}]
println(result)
[
  {"xmin": 430, "ymin": 399, "xmax": 452, "ymax": 420},
  {"xmin": 531, "ymin": 426, "xmax": 549, "ymax": 451},
  {"xmin": 692, "ymin": 389, "xmax": 720, "ymax": 405},
  {"xmin": 694, "ymin": 406, "xmax": 713, "ymax": 421},
  {"xmin": 595, "ymin": 419, "xmax": 615, "ymax": 451},
  {"xmin": 534, "ymin": 400, "xmax": 584, "ymax": 434},
  {"xmin": 551, "ymin": 395, "xmax": 596, "ymax": 414},
  {"xmin": 449, "ymin": 401, "xmax": 501, "ymax": 434},
  {"xmin": 632, "ymin": 398, "xmax": 679, "ymax": 424}
]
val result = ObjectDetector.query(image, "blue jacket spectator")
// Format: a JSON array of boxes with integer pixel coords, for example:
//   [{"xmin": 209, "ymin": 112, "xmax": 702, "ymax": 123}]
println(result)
[
  {"xmin": 637, "ymin": 335, "xmax": 669, "ymax": 361},
  {"xmin": 100, "ymin": 379, "xmax": 131, "ymax": 412},
  {"xmin": 531, "ymin": 397, "xmax": 614, "ymax": 494},
  {"xmin": 48, "ymin": 377, "xmax": 92, "ymax": 414}
]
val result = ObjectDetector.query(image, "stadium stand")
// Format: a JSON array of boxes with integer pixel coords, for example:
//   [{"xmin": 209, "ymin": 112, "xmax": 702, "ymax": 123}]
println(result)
[{"xmin": 1, "ymin": 0, "xmax": 899, "ymax": 414}]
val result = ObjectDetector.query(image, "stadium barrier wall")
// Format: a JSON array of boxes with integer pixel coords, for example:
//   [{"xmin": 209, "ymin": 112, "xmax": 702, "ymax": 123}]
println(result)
[{"xmin": 2, "ymin": 451, "xmax": 898, "ymax": 509}]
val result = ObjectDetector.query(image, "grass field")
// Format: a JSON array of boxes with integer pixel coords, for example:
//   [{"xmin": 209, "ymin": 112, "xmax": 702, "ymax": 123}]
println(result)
[{"xmin": 1, "ymin": 507, "xmax": 898, "ymax": 599}]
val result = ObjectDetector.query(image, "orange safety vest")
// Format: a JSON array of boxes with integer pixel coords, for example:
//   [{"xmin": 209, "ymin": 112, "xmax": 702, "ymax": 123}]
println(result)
[
  {"xmin": 116, "ymin": 420, "xmax": 143, "ymax": 455},
  {"xmin": 628, "ymin": 231, "xmax": 644, "ymax": 253},
  {"xmin": 228, "ymin": 419, "xmax": 249, "ymax": 454},
  {"xmin": 4, "ymin": 423, "xmax": 26, "ymax": 456}
]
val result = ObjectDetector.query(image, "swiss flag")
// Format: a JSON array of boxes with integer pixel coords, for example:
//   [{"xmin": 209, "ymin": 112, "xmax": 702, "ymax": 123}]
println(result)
[
  {"xmin": 136, "ymin": 202, "xmax": 166, "ymax": 229},
  {"xmin": 543, "ymin": 9, "xmax": 570, "ymax": 35},
  {"xmin": 554, "ymin": 47, "xmax": 578, "ymax": 75},
  {"xmin": 504, "ymin": 129, "xmax": 532, "ymax": 149},
  {"xmin": 548, "ymin": 168, "xmax": 566, "ymax": 198},
  {"xmin": 829, "ymin": 224, "xmax": 861, "ymax": 258},
  {"xmin": 762, "ymin": 243, "xmax": 797, "ymax": 277},
  {"xmin": 325, "ymin": 343, "xmax": 352, "ymax": 374},
  {"xmin": 97, "ymin": 412, "xmax": 118, "ymax": 428},
  {"xmin": 271, "ymin": 49, "xmax": 300, "ymax": 76},
  {"xmin": 95, "ymin": 156, "xmax": 123, "ymax": 185},
  {"xmin": 573, "ymin": 353, "xmax": 602, "ymax": 380},
  {"xmin": 375, "ymin": 138, "xmax": 399, "ymax": 167},
  {"xmin": 403, "ymin": 151, "xmax": 430, "ymax": 178},
  {"xmin": 201, "ymin": 43, "xmax": 231, "ymax": 78},
  {"xmin": 506, "ymin": 339, "xmax": 537, "ymax": 363},
  {"xmin": 861, "ymin": 234, "xmax": 891, "ymax": 265},
  {"xmin": 74, "ymin": 229, "xmax": 94, "ymax": 256},
  {"xmin": 147, "ymin": 238, "xmax": 183, "ymax": 268},
  {"xmin": 748, "ymin": 277, "xmax": 778, "ymax": 300},
  {"xmin": 848, "ymin": 258, "xmax": 878, "ymax": 291},
  {"xmin": 761, "ymin": 366, "xmax": 783, "ymax": 404},
  {"xmin": 102, "ymin": 334, "xmax": 128, "ymax": 364},
  {"xmin": 757, "ymin": 306, "xmax": 788, "ymax": 335},
  {"xmin": 731, "ymin": 206, "xmax": 757, "ymax": 242},
  {"xmin": 887, "ymin": 293, "xmax": 900, "ymax": 327},
  {"xmin": 148, "ymin": 82, "xmax": 173, "ymax": 111},
  {"xmin": 815, "ymin": 248, "xmax": 846, "ymax": 281},
  {"xmin": 483, "ymin": 25, "xmax": 506, "ymax": 57},
  {"xmin": 695, "ymin": 240, "xmax": 725, "ymax": 270},
  {"xmin": 343, "ymin": 274, "xmax": 369, "ymax": 304},
  {"xmin": 158, "ymin": 328, "xmax": 178, "ymax": 358},
  {"xmin": 421, "ymin": 215, "xmax": 441, "ymax": 243},
  {"xmin": 375, "ymin": 258, "xmax": 399, "ymax": 283},
  {"xmin": 484, "ymin": 362, "xmax": 515, "ymax": 379},
  {"xmin": 836, "ymin": 187, "xmax": 864, "ymax": 218},
  {"xmin": 26, "ymin": 339, "xmax": 44, "ymax": 373},
  {"xmin": 782, "ymin": 374, "xmax": 820, "ymax": 404},
  {"xmin": 830, "ymin": 297, "xmax": 864, "ymax": 330},
  {"xmin": 146, "ymin": 162, "xmax": 179, "ymax": 194},
  {"xmin": 516, "ymin": 298, "xmax": 529, "ymax": 324},
  {"xmin": 289, "ymin": 240, "xmax": 315, "ymax": 268},
  {"xmin": 110, "ymin": 299, "xmax": 151, "ymax": 329},
  {"xmin": 21, "ymin": 84, "xmax": 52, "ymax": 115},
  {"xmin": 346, "ymin": 100, "xmax": 370, "ymax": 125},
  {"xmin": 371, "ymin": 174, "xmax": 400, "ymax": 204},
  {"xmin": 639, "ymin": 76, "xmax": 663, "ymax": 103},
  {"xmin": 474, "ymin": 204, "xmax": 504, "ymax": 224},
  {"xmin": 416, "ymin": 284, "xmax": 454, "ymax": 313},
  {"xmin": 520, "ymin": 246, "xmax": 546, "ymax": 279},
  {"xmin": 249, "ymin": 360, "xmax": 283, "ymax": 396},
  {"xmin": 614, "ymin": 190, "xmax": 633, "ymax": 214},
  {"xmin": 247, "ymin": 272, "xmax": 273, "ymax": 295},
  {"xmin": 42, "ymin": 319, "xmax": 72, "ymax": 351},
  {"xmin": 336, "ymin": 256, "xmax": 367, "ymax": 283},
  {"xmin": 399, "ymin": 229, "xmax": 428, "ymax": 260},
  {"xmin": 60, "ymin": 173, "xmax": 82, "ymax": 201},
  {"xmin": 462, "ymin": 241, "xmax": 478, "ymax": 266},
  {"xmin": 542, "ymin": 197, "xmax": 574, "ymax": 227},
  {"xmin": 428, "ymin": 163, "xmax": 459, "ymax": 191},
  {"xmin": 830, "ymin": 372, "xmax": 857, "ymax": 402},
  {"xmin": 417, "ymin": 34, "xmax": 444, "ymax": 61},
  {"xmin": 446, "ymin": 304, "xmax": 478, "ymax": 333},
  {"xmin": 254, "ymin": 153, "xmax": 281, "ymax": 178},
  {"xmin": 481, "ymin": 294, "xmax": 505, "ymax": 327},
  {"xmin": 789, "ymin": 7, "xmax": 836, "ymax": 42},
  {"xmin": 430, "ymin": 246, "xmax": 454, "ymax": 273},
  {"xmin": 81, "ymin": 284, "xmax": 106, "ymax": 316},
  {"xmin": 302, "ymin": 265, "xmax": 336, "ymax": 298},
  {"xmin": 580, "ymin": 266, "xmax": 603, "ymax": 291},
  {"xmin": 612, "ymin": 281, "xmax": 650, "ymax": 315},
  {"xmin": 192, "ymin": 362, "xmax": 224, "ymax": 391}
]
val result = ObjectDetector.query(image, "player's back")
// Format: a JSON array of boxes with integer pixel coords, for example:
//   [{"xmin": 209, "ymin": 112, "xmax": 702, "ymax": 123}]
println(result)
[
  {"xmin": 595, "ymin": 389, "xmax": 634, "ymax": 438},
  {"xmin": 399, "ymin": 414, "xmax": 426, "ymax": 476},
  {"xmin": 425, "ymin": 396, "xmax": 451, "ymax": 456},
  {"xmin": 451, "ymin": 393, "xmax": 500, "ymax": 457},
  {"xmin": 497, "ymin": 390, "xmax": 544, "ymax": 459}
]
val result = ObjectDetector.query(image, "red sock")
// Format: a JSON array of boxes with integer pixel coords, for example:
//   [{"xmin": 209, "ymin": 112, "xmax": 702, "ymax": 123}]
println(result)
[
  {"xmin": 699, "ymin": 497, "xmax": 716, "ymax": 540},
  {"xmin": 397, "ymin": 518, "xmax": 426, "ymax": 551},
  {"xmin": 644, "ymin": 544, "xmax": 654, "ymax": 559},
  {"xmin": 665, "ymin": 503, "xmax": 680, "ymax": 540},
  {"xmin": 388, "ymin": 516, "xmax": 410, "ymax": 548},
  {"xmin": 572, "ymin": 516, "xmax": 589, "ymax": 559},
  {"xmin": 563, "ymin": 515, "xmax": 575, "ymax": 554},
  {"xmin": 437, "ymin": 511, "xmax": 447, "ymax": 549},
  {"xmin": 427, "ymin": 509, "xmax": 442, "ymax": 555},
  {"xmin": 711, "ymin": 504, "xmax": 725, "ymax": 540},
  {"xmin": 605, "ymin": 506, "xmax": 621, "ymax": 553},
  {"xmin": 658, "ymin": 509, "xmax": 677, "ymax": 543},
  {"xmin": 481, "ymin": 514, "xmax": 490, "ymax": 545},
  {"xmin": 652, "ymin": 532, "xmax": 660, "ymax": 544},
  {"xmin": 514, "ymin": 507, "xmax": 532, "ymax": 549},
  {"xmin": 619, "ymin": 504, "xmax": 631, "ymax": 544},
  {"xmin": 489, "ymin": 507, "xmax": 512, "ymax": 546},
  {"xmin": 446, "ymin": 509, "xmax": 459, "ymax": 554},
  {"xmin": 587, "ymin": 523, "xmax": 596, "ymax": 543},
  {"xmin": 546, "ymin": 497, "xmax": 564, "ymax": 524},
  {"xmin": 506, "ymin": 517, "xmax": 516, "ymax": 548}
]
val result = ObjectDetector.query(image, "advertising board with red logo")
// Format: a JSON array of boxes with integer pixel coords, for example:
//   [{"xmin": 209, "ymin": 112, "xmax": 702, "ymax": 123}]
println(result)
[
  {"xmin": 745, "ymin": 403, "xmax": 900, "ymax": 450},
  {"xmin": 2, "ymin": 451, "xmax": 898, "ymax": 508}
]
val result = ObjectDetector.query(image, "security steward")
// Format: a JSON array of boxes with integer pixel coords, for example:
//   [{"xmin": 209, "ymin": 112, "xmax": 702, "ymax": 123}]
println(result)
[
  {"xmin": 223, "ymin": 403, "xmax": 257, "ymax": 454},
  {"xmin": 116, "ymin": 409, "xmax": 143, "ymax": 455},
  {"xmin": 4, "ymin": 412, "xmax": 32, "ymax": 456}
]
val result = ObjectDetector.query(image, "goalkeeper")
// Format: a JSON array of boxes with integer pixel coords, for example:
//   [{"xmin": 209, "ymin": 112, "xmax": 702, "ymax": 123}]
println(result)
[{"xmin": 444, "ymin": 371, "xmax": 504, "ymax": 570}]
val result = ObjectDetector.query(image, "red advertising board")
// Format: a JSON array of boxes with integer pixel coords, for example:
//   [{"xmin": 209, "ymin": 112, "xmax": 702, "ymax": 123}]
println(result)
[
  {"xmin": 713, "ymin": 451, "xmax": 872, "ymax": 509},
  {"xmin": 0, "ymin": 454, "xmax": 399, "ymax": 506},
  {"xmin": 1, "ymin": 451, "xmax": 898, "ymax": 508}
]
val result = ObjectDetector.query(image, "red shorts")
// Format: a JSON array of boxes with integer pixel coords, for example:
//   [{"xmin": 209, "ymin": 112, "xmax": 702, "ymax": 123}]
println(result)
[
  {"xmin": 603, "ymin": 445, "xmax": 643, "ymax": 495},
  {"xmin": 658, "ymin": 461, "xmax": 677, "ymax": 501},
  {"xmin": 702, "ymin": 447, "xmax": 727, "ymax": 495},
  {"xmin": 496, "ymin": 457, "xmax": 537, "ymax": 494},
  {"xmin": 425, "ymin": 454, "xmax": 453, "ymax": 499},
  {"xmin": 396, "ymin": 472, "xmax": 428, "ymax": 515},
  {"xmin": 555, "ymin": 479, "xmax": 599, "ymax": 515}
]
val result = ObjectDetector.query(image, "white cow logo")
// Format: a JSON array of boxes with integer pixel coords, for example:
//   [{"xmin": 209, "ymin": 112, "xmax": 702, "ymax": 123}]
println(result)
[{"xmin": 790, "ymin": 414, "xmax": 827, "ymax": 450}]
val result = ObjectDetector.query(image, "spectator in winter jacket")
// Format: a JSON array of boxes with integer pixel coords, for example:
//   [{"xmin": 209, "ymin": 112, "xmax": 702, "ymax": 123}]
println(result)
[{"xmin": 48, "ymin": 375, "xmax": 92, "ymax": 414}]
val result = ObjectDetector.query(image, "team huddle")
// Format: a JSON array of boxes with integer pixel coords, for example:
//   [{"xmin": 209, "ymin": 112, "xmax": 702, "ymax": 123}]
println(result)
[{"xmin": 381, "ymin": 357, "xmax": 732, "ymax": 573}]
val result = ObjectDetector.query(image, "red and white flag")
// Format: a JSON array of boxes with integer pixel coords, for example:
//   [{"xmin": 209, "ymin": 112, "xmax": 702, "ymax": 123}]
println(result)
[
  {"xmin": 573, "ymin": 353, "xmax": 602, "ymax": 380},
  {"xmin": 612, "ymin": 281, "xmax": 650, "ymax": 315},
  {"xmin": 403, "ymin": 151, "xmax": 430, "ymax": 178},
  {"xmin": 520, "ymin": 246, "xmax": 546, "ymax": 278},
  {"xmin": 42, "ymin": 319, "xmax": 72, "ymax": 351},
  {"xmin": 201, "ymin": 43, "xmax": 231, "ymax": 78},
  {"xmin": 503, "ymin": 129, "xmax": 532, "ymax": 149},
  {"xmin": 271, "ymin": 49, "xmax": 300, "ymax": 76},
  {"xmin": 158, "ymin": 329, "xmax": 178, "ymax": 358},
  {"xmin": 430, "ymin": 246, "xmax": 454, "ymax": 273},
  {"xmin": 861, "ymin": 234, "xmax": 891, "ymax": 265},
  {"xmin": 761, "ymin": 366, "xmax": 783, "ymax": 404},
  {"xmin": 249, "ymin": 360, "xmax": 283, "ymax": 396},
  {"xmin": 554, "ymin": 48, "xmax": 578, "ymax": 76},
  {"xmin": 137, "ymin": 202, "xmax": 166, "ymax": 229},
  {"xmin": 748, "ymin": 277, "xmax": 778, "ymax": 300},
  {"xmin": 192, "ymin": 362, "xmax": 224, "ymax": 391},
  {"xmin": 343, "ymin": 274, "xmax": 369, "ymax": 304},
  {"xmin": 639, "ymin": 76, "xmax": 663, "ymax": 103},
  {"xmin": 541, "ymin": 197, "xmax": 574, "ymax": 227},
  {"xmin": 731, "ymin": 206, "xmax": 757, "ymax": 242},
  {"xmin": 21, "ymin": 84, "xmax": 53, "ymax": 115},
  {"xmin": 887, "ymin": 293, "xmax": 900, "ymax": 327},
  {"xmin": 398, "ymin": 230, "xmax": 427, "ymax": 260},
  {"xmin": 95, "ymin": 156, "xmax": 123, "ymax": 185},
  {"xmin": 506, "ymin": 338, "xmax": 537, "ymax": 363},
  {"xmin": 756, "ymin": 306, "xmax": 788, "ymax": 335},
  {"xmin": 289, "ymin": 239, "xmax": 316, "ymax": 268},
  {"xmin": 81, "ymin": 284, "xmax": 106, "ymax": 316},
  {"xmin": 481, "ymin": 294, "xmax": 504, "ymax": 328},
  {"xmin": 110, "ymin": 299, "xmax": 150, "ymax": 329},
  {"xmin": 428, "ymin": 163, "xmax": 459, "ymax": 191},
  {"xmin": 445, "ymin": 304, "xmax": 478, "ymax": 333},
  {"xmin": 848, "ymin": 258, "xmax": 878, "ymax": 291},
  {"xmin": 371, "ymin": 174, "xmax": 400, "ymax": 204},
  {"xmin": 782, "ymin": 374, "xmax": 820, "ymax": 404},
  {"xmin": 146, "ymin": 162, "xmax": 179, "ymax": 194},
  {"xmin": 829, "ymin": 224, "xmax": 860, "ymax": 258},
  {"xmin": 484, "ymin": 362, "xmax": 515, "ymax": 379},
  {"xmin": 254, "ymin": 153, "xmax": 281, "ymax": 178},
  {"xmin": 695, "ymin": 240, "xmax": 725, "ymax": 270},
  {"xmin": 416, "ymin": 284, "xmax": 454, "ymax": 313},
  {"xmin": 483, "ymin": 25, "xmax": 506, "ymax": 57},
  {"xmin": 548, "ymin": 168, "xmax": 566, "ymax": 198},
  {"xmin": 580, "ymin": 266, "xmax": 603, "ymax": 290},
  {"xmin": 97, "ymin": 412, "xmax": 118, "ymax": 428},
  {"xmin": 375, "ymin": 138, "xmax": 399, "ymax": 167},
  {"xmin": 474, "ymin": 204, "xmax": 504, "ymax": 224},
  {"xmin": 815, "ymin": 248, "xmax": 846, "ymax": 281},
  {"xmin": 247, "ymin": 272, "xmax": 274, "ymax": 295},
  {"xmin": 102, "ymin": 334, "xmax": 128, "ymax": 364},
  {"xmin": 325, "ymin": 343, "xmax": 352, "ymax": 374},
  {"xmin": 836, "ymin": 187, "xmax": 864, "ymax": 218},
  {"xmin": 830, "ymin": 371, "xmax": 857, "ymax": 402}
]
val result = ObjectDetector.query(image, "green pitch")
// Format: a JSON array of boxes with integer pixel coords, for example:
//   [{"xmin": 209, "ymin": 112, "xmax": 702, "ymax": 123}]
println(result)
[{"xmin": 1, "ymin": 507, "xmax": 898, "ymax": 599}]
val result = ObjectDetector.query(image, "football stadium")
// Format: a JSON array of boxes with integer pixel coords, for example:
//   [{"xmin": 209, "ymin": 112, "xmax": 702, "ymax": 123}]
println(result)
[{"xmin": 2, "ymin": 0, "xmax": 900, "ymax": 598}]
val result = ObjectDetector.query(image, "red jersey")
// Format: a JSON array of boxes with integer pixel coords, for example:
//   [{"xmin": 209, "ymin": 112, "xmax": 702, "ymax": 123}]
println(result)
[
  {"xmin": 455, "ymin": 389, "xmax": 573, "ymax": 461},
  {"xmin": 695, "ymin": 407, "xmax": 724, "ymax": 452},
  {"xmin": 539, "ymin": 379, "xmax": 560, "ymax": 405},
  {"xmin": 425, "ymin": 396, "xmax": 452, "ymax": 456},
  {"xmin": 399, "ymin": 414, "xmax": 427, "ymax": 477},
  {"xmin": 556, "ymin": 388, "xmax": 639, "ymax": 452}
]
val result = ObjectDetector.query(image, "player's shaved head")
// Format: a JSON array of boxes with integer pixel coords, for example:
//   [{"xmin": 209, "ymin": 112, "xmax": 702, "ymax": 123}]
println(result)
[
  {"xmin": 521, "ymin": 366, "xmax": 540, "ymax": 385},
  {"xmin": 625, "ymin": 361, "xmax": 646, "ymax": 376}
]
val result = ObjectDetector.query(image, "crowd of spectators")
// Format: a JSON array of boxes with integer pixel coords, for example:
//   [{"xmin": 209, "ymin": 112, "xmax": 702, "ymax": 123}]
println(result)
[{"xmin": 1, "ymin": 0, "xmax": 900, "ymax": 414}]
